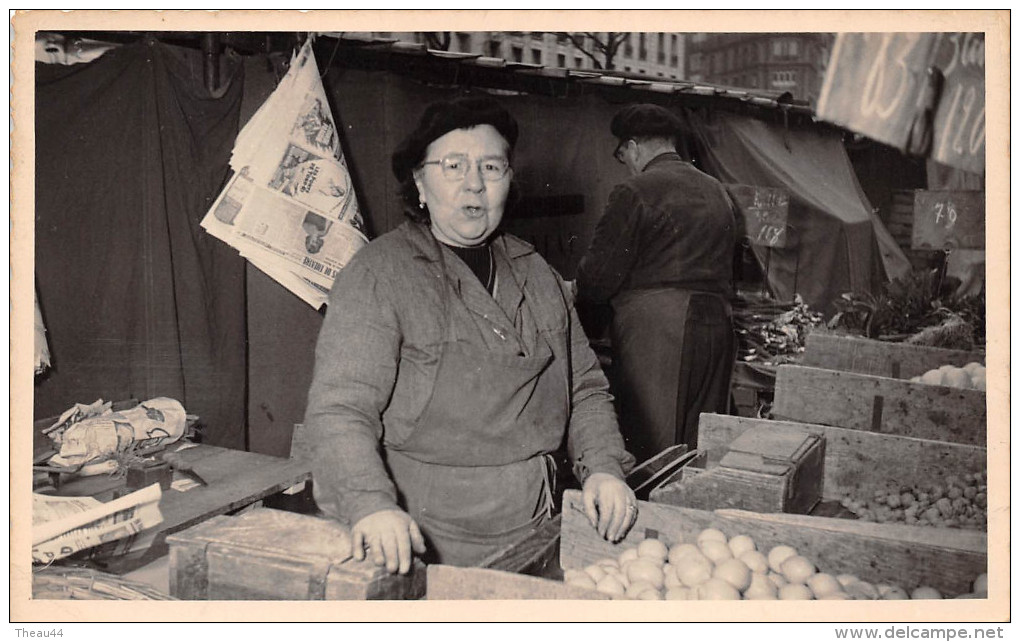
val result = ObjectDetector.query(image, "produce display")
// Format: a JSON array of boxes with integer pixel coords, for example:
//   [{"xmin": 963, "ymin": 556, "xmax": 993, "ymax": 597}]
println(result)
[
  {"xmin": 909, "ymin": 362, "xmax": 986, "ymax": 391},
  {"xmin": 839, "ymin": 472, "xmax": 987, "ymax": 530},
  {"xmin": 562, "ymin": 528, "xmax": 986, "ymax": 600},
  {"xmin": 734, "ymin": 295, "xmax": 824, "ymax": 366}
]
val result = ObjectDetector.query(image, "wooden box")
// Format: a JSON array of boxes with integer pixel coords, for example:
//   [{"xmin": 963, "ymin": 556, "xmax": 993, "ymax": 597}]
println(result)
[
  {"xmin": 426, "ymin": 564, "xmax": 607, "ymax": 600},
  {"xmin": 801, "ymin": 332, "xmax": 984, "ymax": 380},
  {"xmin": 772, "ymin": 365, "xmax": 986, "ymax": 445},
  {"xmin": 651, "ymin": 424, "xmax": 824, "ymax": 514},
  {"xmin": 560, "ymin": 490, "xmax": 986, "ymax": 597},
  {"xmin": 689, "ymin": 414, "xmax": 987, "ymax": 505},
  {"xmin": 167, "ymin": 508, "xmax": 425, "ymax": 600}
]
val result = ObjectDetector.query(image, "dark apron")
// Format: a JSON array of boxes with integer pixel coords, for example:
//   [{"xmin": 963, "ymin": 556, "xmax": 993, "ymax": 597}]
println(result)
[
  {"xmin": 611, "ymin": 287, "xmax": 735, "ymax": 462},
  {"xmin": 384, "ymin": 246, "xmax": 566, "ymax": 567}
]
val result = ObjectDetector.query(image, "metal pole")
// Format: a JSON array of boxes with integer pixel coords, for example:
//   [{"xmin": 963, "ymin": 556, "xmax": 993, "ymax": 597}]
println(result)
[{"xmin": 202, "ymin": 33, "xmax": 221, "ymax": 94}]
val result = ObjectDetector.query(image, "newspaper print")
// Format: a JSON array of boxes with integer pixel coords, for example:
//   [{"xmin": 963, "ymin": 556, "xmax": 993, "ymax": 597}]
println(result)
[
  {"xmin": 228, "ymin": 179, "xmax": 367, "ymax": 288},
  {"xmin": 202, "ymin": 38, "xmax": 367, "ymax": 308},
  {"xmin": 266, "ymin": 143, "xmax": 360, "ymax": 222},
  {"xmin": 32, "ymin": 483, "xmax": 163, "ymax": 563}
]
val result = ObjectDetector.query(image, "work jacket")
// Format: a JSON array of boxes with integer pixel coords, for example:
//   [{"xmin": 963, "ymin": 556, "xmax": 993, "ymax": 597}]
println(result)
[
  {"xmin": 305, "ymin": 220, "xmax": 633, "ymax": 564},
  {"xmin": 577, "ymin": 152, "xmax": 736, "ymax": 305}
]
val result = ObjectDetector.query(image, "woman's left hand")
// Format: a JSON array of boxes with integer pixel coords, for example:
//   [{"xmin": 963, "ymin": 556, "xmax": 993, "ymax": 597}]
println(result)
[{"xmin": 581, "ymin": 472, "xmax": 638, "ymax": 543}]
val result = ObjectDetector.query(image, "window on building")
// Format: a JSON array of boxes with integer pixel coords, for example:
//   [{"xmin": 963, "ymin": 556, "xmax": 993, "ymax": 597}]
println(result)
[
  {"xmin": 557, "ymin": 53, "xmax": 566, "ymax": 67},
  {"xmin": 456, "ymin": 33, "xmax": 471, "ymax": 52},
  {"xmin": 512, "ymin": 46, "xmax": 523, "ymax": 62},
  {"xmin": 575, "ymin": 56, "xmax": 583, "ymax": 68},
  {"xmin": 488, "ymin": 40, "xmax": 501, "ymax": 58},
  {"xmin": 658, "ymin": 72, "xmax": 664, "ymax": 77},
  {"xmin": 625, "ymin": 66, "xmax": 631, "ymax": 72},
  {"xmin": 639, "ymin": 69, "xmax": 646, "ymax": 74},
  {"xmin": 670, "ymin": 35, "xmax": 679, "ymax": 67},
  {"xmin": 772, "ymin": 38, "xmax": 800, "ymax": 60},
  {"xmin": 531, "ymin": 48, "xmax": 542, "ymax": 65},
  {"xmin": 770, "ymin": 69, "xmax": 797, "ymax": 87},
  {"xmin": 625, "ymin": 34, "xmax": 633, "ymax": 58},
  {"xmin": 657, "ymin": 33, "xmax": 665, "ymax": 63},
  {"xmin": 639, "ymin": 34, "xmax": 647, "ymax": 60}
]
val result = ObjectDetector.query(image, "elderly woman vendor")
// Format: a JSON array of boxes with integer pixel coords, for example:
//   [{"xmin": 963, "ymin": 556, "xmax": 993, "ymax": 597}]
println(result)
[{"xmin": 305, "ymin": 96, "xmax": 636, "ymax": 572}]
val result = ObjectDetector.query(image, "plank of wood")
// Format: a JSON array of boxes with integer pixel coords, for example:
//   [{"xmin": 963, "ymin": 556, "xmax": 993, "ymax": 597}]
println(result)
[
  {"xmin": 79, "ymin": 445, "xmax": 313, "ymax": 573},
  {"xmin": 426, "ymin": 564, "xmax": 607, "ymax": 600},
  {"xmin": 772, "ymin": 365, "xmax": 986, "ymax": 445},
  {"xmin": 801, "ymin": 333, "xmax": 985, "ymax": 379},
  {"xmin": 692, "ymin": 413, "xmax": 987, "ymax": 501},
  {"xmin": 560, "ymin": 490, "xmax": 986, "ymax": 596}
]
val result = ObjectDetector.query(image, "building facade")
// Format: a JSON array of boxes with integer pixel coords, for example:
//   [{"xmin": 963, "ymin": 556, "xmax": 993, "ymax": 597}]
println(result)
[
  {"xmin": 685, "ymin": 33, "xmax": 834, "ymax": 104},
  {"xmin": 378, "ymin": 32, "xmax": 685, "ymax": 80}
]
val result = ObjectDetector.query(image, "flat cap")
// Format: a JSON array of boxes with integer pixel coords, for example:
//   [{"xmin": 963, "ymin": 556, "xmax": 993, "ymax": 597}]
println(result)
[{"xmin": 610, "ymin": 103, "xmax": 684, "ymax": 140}]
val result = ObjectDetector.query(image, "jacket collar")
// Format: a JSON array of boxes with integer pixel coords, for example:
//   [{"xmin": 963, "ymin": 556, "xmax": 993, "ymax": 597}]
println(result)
[
  {"xmin": 642, "ymin": 152, "xmax": 683, "ymax": 172},
  {"xmin": 401, "ymin": 221, "xmax": 530, "ymax": 319}
]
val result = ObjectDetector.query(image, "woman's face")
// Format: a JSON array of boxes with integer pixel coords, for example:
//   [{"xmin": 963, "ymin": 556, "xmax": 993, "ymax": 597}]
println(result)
[{"xmin": 414, "ymin": 124, "xmax": 513, "ymax": 248}]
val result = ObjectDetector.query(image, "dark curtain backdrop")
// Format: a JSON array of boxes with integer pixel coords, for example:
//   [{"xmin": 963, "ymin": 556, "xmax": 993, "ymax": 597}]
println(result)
[{"xmin": 34, "ymin": 40, "xmax": 248, "ymax": 448}]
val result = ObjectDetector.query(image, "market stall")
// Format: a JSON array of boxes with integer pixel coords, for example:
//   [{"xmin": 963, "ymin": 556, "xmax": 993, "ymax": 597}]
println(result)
[{"xmin": 27, "ymin": 29, "xmax": 991, "ymax": 607}]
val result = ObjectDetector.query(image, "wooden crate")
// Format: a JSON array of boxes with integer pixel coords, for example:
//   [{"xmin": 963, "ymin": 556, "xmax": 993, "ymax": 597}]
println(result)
[
  {"xmin": 476, "ymin": 515, "xmax": 562, "ymax": 580},
  {"xmin": 801, "ymin": 333, "xmax": 985, "ymax": 380},
  {"xmin": 426, "ymin": 564, "xmax": 607, "ymax": 600},
  {"xmin": 772, "ymin": 365, "xmax": 986, "ymax": 445},
  {"xmin": 658, "ymin": 414, "xmax": 987, "ymax": 507},
  {"xmin": 167, "ymin": 508, "xmax": 425, "ymax": 600},
  {"xmin": 560, "ymin": 490, "xmax": 986, "ymax": 596},
  {"xmin": 653, "ymin": 424, "xmax": 824, "ymax": 515}
]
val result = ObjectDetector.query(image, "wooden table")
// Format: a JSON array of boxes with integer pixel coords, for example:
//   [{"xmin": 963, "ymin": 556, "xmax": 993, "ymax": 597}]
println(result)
[{"xmin": 38, "ymin": 444, "xmax": 312, "ymax": 574}]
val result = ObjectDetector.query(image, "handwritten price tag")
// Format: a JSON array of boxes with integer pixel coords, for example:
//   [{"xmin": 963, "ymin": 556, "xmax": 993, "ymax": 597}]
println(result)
[
  {"xmin": 911, "ymin": 190, "xmax": 984, "ymax": 250},
  {"xmin": 725, "ymin": 184, "xmax": 790, "ymax": 249}
]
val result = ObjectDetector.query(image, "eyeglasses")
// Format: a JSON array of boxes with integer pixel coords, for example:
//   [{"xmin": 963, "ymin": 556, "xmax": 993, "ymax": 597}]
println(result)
[
  {"xmin": 421, "ymin": 154, "xmax": 511, "ymax": 181},
  {"xmin": 613, "ymin": 139, "xmax": 632, "ymax": 164}
]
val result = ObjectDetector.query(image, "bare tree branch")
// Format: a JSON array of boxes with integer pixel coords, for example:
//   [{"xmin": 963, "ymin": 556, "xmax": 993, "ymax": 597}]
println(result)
[
  {"xmin": 423, "ymin": 32, "xmax": 451, "ymax": 51},
  {"xmin": 562, "ymin": 31, "xmax": 628, "ymax": 70},
  {"xmin": 560, "ymin": 32, "xmax": 605, "ymax": 69}
]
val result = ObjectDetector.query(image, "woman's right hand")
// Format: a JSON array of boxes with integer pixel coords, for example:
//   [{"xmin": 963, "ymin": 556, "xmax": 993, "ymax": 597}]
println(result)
[{"xmin": 351, "ymin": 509, "xmax": 427, "ymax": 575}]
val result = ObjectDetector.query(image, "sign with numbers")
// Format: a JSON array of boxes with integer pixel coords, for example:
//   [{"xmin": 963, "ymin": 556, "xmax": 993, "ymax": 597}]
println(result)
[
  {"xmin": 817, "ymin": 33, "xmax": 984, "ymax": 175},
  {"xmin": 911, "ymin": 190, "xmax": 984, "ymax": 250},
  {"xmin": 817, "ymin": 33, "xmax": 934, "ymax": 153},
  {"xmin": 725, "ymin": 184, "xmax": 790, "ymax": 249},
  {"xmin": 929, "ymin": 33, "xmax": 985, "ymax": 175}
]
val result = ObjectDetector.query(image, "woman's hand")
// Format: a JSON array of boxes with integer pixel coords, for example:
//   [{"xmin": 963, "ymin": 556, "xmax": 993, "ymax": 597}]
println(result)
[
  {"xmin": 582, "ymin": 472, "xmax": 638, "ymax": 543},
  {"xmin": 351, "ymin": 509, "xmax": 427, "ymax": 574}
]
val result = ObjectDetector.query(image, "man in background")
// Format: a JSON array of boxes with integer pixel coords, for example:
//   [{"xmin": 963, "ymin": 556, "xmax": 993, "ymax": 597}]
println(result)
[{"xmin": 577, "ymin": 103, "xmax": 738, "ymax": 463}]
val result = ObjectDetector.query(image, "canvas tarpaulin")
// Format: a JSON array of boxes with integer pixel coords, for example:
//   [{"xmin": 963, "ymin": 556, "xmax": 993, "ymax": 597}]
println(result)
[
  {"xmin": 688, "ymin": 109, "xmax": 911, "ymax": 314},
  {"xmin": 34, "ymin": 40, "xmax": 248, "ymax": 448}
]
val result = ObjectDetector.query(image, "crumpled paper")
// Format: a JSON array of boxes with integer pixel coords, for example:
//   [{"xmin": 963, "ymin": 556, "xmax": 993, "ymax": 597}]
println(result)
[{"xmin": 45, "ymin": 397, "xmax": 187, "ymax": 469}]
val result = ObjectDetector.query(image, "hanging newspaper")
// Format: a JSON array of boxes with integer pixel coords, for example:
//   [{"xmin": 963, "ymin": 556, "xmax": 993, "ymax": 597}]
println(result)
[{"xmin": 202, "ymin": 39, "xmax": 368, "ymax": 308}]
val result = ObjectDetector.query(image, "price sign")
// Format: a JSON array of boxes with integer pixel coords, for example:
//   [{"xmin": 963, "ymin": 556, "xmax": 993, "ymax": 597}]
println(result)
[
  {"xmin": 817, "ymin": 33, "xmax": 936, "ymax": 152},
  {"xmin": 817, "ymin": 32, "xmax": 985, "ymax": 175},
  {"xmin": 725, "ymin": 184, "xmax": 790, "ymax": 248},
  {"xmin": 930, "ymin": 33, "xmax": 985, "ymax": 175},
  {"xmin": 911, "ymin": 190, "xmax": 984, "ymax": 250}
]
